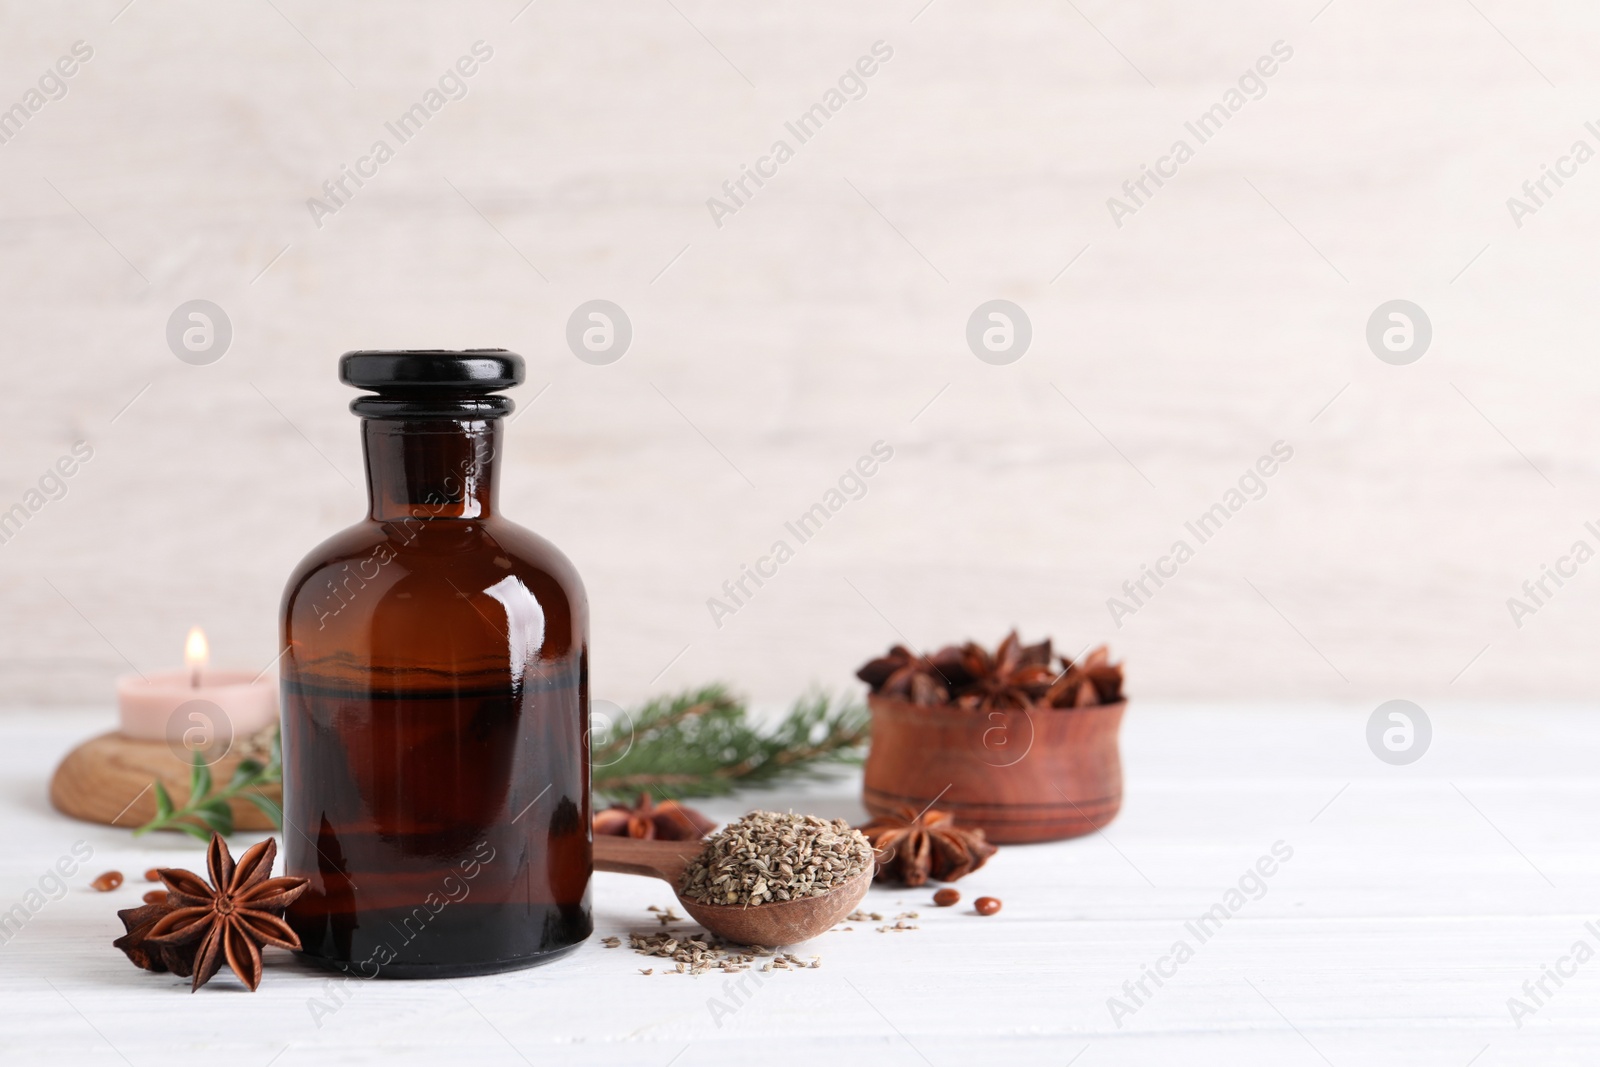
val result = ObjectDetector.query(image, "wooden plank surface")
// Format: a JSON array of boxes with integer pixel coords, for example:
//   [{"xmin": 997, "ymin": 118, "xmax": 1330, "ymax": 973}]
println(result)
[{"xmin": 1, "ymin": 704, "xmax": 1595, "ymax": 1064}]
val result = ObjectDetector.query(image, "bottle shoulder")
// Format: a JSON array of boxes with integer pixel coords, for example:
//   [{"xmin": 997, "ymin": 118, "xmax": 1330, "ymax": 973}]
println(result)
[
  {"xmin": 283, "ymin": 518, "xmax": 583, "ymax": 598},
  {"xmin": 478, "ymin": 518, "xmax": 586, "ymax": 602},
  {"xmin": 280, "ymin": 517, "xmax": 587, "ymax": 676}
]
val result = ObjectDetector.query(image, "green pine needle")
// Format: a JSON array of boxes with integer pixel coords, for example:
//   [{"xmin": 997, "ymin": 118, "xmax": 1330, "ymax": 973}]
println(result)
[{"xmin": 592, "ymin": 685, "xmax": 869, "ymax": 801}]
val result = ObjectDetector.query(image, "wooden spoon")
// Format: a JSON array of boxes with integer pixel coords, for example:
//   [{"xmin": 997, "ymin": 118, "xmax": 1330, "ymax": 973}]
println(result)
[{"xmin": 593, "ymin": 836, "xmax": 872, "ymax": 946}]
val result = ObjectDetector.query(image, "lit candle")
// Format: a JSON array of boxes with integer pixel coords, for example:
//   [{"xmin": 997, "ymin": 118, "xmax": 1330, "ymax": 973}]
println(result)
[
  {"xmin": 115, "ymin": 628, "xmax": 279, "ymax": 744},
  {"xmin": 186, "ymin": 625, "xmax": 207, "ymax": 689}
]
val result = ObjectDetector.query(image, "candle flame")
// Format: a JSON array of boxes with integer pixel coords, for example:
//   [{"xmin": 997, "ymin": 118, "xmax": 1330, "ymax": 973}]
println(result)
[{"xmin": 184, "ymin": 627, "xmax": 209, "ymax": 673}]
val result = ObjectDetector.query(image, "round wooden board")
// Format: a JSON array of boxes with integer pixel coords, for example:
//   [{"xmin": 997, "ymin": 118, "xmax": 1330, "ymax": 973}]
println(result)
[{"xmin": 49, "ymin": 731, "xmax": 281, "ymax": 831}]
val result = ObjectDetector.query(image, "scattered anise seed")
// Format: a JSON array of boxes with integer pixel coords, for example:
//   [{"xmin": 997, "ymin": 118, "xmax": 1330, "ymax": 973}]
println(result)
[
  {"xmin": 933, "ymin": 888, "xmax": 960, "ymax": 907},
  {"xmin": 975, "ymin": 896, "xmax": 1002, "ymax": 916},
  {"xmin": 90, "ymin": 871, "xmax": 123, "ymax": 892},
  {"xmin": 143, "ymin": 869, "xmax": 161, "ymax": 883},
  {"xmin": 622, "ymin": 919, "xmax": 822, "ymax": 976},
  {"xmin": 142, "ymin": 890, "xmax": 168, "ymax": 905}
]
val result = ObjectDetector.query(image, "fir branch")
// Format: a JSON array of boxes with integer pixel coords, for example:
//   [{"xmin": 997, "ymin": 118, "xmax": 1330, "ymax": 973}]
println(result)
[
  {"xmin": 591, "ymin": 685, "xmax": 741, "ymax": 766},
  {"xmin": 593, "ymin": 687, "xmax": 869, "ymax": 801}
]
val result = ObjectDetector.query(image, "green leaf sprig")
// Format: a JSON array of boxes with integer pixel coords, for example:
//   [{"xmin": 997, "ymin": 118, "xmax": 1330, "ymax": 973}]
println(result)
[{"xmin": 134, "ymin": 732, "xmax": 283, "ymax": 841}]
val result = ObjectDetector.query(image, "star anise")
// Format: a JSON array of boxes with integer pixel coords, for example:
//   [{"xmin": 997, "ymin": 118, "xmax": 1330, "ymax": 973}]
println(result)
[
  {"xmin": 138, "ymin": 834, "xmax": 309, "ymax": 992},
  {"xmin": 859, "ymin": 632, "xmax": 1125, "ymax": 710},
  {"xmin": 856, "ymin": 806, "xmax": 997, "ymax": 886},
  {"xmin": 593, "ymin": 793, "xmax": 716, "ymax": 841},
  {"xmin": 855, "ymin": 645, "xmax": 950, "ymax": 706},
  {"xmin": 113, "ymin": 901, "xmax": 197, "ymax": 977},
  {"xmin": 1046, "ymin": 644, "xmax": 1124, "ymax": 707},
  {"xmin": 944, "ymin": 631, "xmax": 1057, "ymax": 710}
]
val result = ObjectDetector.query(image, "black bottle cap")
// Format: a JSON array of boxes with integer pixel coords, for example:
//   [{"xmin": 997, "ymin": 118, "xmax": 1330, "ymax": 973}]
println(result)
[{"xmin": 339, "ymin": 349, "xmax": 524, "ymax": 419}]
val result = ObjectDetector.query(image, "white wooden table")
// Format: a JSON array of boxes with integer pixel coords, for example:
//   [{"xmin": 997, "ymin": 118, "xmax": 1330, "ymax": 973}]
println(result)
[{"xmin": 2, "ymin": 704, "xmax": 1595, "ymax": 1065}]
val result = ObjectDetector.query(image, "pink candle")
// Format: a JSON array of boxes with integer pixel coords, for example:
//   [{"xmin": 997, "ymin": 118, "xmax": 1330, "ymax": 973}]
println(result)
[{"xmin": 115, "ymin": 628, "xmax": 279, "ymax": 744}]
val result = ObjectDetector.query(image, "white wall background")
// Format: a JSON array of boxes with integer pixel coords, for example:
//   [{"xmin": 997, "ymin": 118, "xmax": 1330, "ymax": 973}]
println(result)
[{"xmin": 1, "ymin": 0, "xmax": 1598, "ymax": 709}]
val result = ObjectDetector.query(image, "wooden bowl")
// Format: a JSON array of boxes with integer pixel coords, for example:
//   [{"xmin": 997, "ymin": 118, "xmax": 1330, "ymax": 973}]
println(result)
[
  {"xmin": 50, "ymin": 731, "xmax": 281, "ymax": 831},
  {"xmin": 862, "ymin": 695, "xmax": 1126, "ymax": 844}
]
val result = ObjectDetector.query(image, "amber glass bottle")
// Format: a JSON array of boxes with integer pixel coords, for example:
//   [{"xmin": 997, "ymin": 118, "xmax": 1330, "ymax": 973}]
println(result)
[{"xmin": 279, "ymin": 350, "xmax": 591, "ymax": 977}]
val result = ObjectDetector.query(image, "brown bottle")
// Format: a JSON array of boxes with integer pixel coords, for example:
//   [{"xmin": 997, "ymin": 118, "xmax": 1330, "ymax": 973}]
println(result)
[{"xmin": 279, "ymin": 350, "xmax": 591, "ymax": 977}]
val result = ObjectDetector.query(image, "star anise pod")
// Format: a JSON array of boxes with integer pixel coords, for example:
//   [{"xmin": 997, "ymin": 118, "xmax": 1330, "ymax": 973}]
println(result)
[
  {"xmin": 860, "ymin": 633, "xmax": 1125, "ymax": 710},
  {"xmin": 141, "ymin": 834, "xmax": 309, "ymax": 992},
  {"xmin": 856, "ymin": 806, "xmax": 997, "ymax": 886},
  {"xmin": 855, "ymin": 644, "xmax": 951, "ymax": 705},
  {"xmin": 113, "ymin": 901, "xmax": 197, "ymax": 977},
  {"xmin": 946, "ymin": 631, "xmax": 1057, "ymax": 710},
  {"xmin": 1045, "ymin": 645, "xmax": 1124, "ymax": 708},
  {"xmin": 593, "ymin": 793, "xmax": 716, "ymax": 841}
]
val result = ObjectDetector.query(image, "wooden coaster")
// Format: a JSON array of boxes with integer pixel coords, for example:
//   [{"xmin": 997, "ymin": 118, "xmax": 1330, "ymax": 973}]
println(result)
[{"xmin": 50, "ymin": 731, "xmax": 281, "ymax": 831}]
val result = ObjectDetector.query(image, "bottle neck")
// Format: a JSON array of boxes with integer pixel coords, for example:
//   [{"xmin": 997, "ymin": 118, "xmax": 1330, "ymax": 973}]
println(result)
[{"xmin": 362, "ymin": 418, "xmax": 501, "ymax": 522}]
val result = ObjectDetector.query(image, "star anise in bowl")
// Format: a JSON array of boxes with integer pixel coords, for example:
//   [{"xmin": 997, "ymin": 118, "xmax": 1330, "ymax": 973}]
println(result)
[
  {"xmin": 855, "ymin": 645, "xmax": 950, "ymax": 706},
  {"xmin": 857, "ymin": 631, "xmax": 1124, "ymax": 710},
  {"xmin": 113, "ymin": 833, "xmax": 308, "ymax": 992},
  {"xmin": 856, "ymin": 806, "xmax": 997, "ymax": 886},
  {"xmin": 1045, "ymin": 644, "xmax": 1124, "ymax": 707},
  {"xmin": 943, "ymin": 632, "xmax": 1057, "ymax": 710},
  {"xmin": 593, "ymin": 793, "xmax": 716, "ymax": 841}
]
